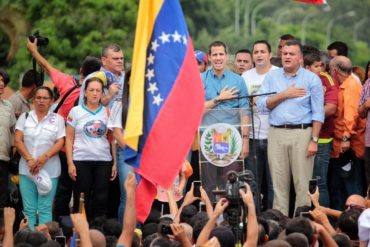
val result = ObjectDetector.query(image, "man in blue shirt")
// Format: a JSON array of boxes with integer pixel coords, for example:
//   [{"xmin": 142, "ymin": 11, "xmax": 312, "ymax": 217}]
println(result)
[
  {"xmin": 257, "ymin": 40, "xmax": 324, "ymax": 216},
  {"xmin": 201, "ymin": 40, "xmax": 250, "ymax": 201}
]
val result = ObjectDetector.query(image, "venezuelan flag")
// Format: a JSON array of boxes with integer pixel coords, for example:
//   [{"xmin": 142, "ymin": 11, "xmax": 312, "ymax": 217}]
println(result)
[{"xmin": 124, "ymin": 0, "xmax": 205, "ymax": 222}]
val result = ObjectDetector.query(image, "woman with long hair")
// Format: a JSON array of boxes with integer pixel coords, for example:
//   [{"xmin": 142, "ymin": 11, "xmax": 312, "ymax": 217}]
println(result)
[
  {"xmin": 66, "ymin": 74, "xmax": 116, "ymax": 221},
  {"xmin": 15, "ymin": 86, "xmax": 65, "ymax": 229}
]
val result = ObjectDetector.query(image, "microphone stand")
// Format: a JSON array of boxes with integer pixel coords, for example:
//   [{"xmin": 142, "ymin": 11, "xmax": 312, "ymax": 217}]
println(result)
[{"xmin": 222, "ymin": 92, "xmax": 276, "ymax": 213}]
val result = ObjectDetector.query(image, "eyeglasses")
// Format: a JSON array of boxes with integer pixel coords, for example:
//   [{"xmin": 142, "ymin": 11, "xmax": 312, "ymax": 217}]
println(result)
[
  {"xmin": 35, "ymin": 96, "xmax": 51, "ymax": 101},
  {"xmin": 344, "ymin": 204, "xmax": 365, "ymax": 211}
]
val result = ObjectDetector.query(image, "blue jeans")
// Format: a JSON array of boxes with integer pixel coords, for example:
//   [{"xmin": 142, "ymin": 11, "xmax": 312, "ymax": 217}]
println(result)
[
  {"xmin": 313, "ymin": 143, "xmax": 331, "ymax": 207},
  {"xmin": 19, "ymin": 175, "xmax": 58, "ymax": 229},
  {"xmin": 246, "ymin": 139, "xmax": 273, "ymax": 210},
  {"xmin": 329, "ymin": 154, "xmax": 365, "ymax": 210},
  {"xmin": 117, "ymin": 146, "xmax": 133, "ymax": 225}
]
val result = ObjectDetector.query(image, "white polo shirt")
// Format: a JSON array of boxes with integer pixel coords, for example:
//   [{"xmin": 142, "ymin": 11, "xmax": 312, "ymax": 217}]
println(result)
[{"xmin": 16, "ymin": 111, "xmax": 65, "ymax": 178}]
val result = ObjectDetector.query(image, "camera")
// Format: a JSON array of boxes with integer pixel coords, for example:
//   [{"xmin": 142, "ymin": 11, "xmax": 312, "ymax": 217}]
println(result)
[{"xmin": 29, "ymin": 31, "xmax": 49, "ymax": 47}]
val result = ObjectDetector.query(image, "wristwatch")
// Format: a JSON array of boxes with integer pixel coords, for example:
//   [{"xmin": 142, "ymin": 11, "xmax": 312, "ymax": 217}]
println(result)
[
  {"xmin": 213, "ymin": 97, "xmax": 220, "ymax": 105},
  {"xmin": 342, "ymin": 136, "xmax": 351, "ymax": 142},
  {"xmin": 311, "ymin": 137, "xmax": 319, "ymax": 143}
]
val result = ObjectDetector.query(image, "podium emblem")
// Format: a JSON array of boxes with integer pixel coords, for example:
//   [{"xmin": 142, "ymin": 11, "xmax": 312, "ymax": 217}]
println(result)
[{"xmin": 200, "ymin": 123, "xmax": 242, "ymax": 167}]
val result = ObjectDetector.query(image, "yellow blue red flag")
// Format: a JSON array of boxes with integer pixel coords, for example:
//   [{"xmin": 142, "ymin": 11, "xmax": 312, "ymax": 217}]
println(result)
[{"xmin": 124, "ymin": 0, "xmax": 204, "ymax": 222}]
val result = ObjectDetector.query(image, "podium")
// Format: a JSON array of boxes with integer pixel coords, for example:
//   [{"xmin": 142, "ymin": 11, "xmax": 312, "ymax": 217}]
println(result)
[{"xmin": 198, "ymin": 107, "xmax": 251, "ymax": 202}]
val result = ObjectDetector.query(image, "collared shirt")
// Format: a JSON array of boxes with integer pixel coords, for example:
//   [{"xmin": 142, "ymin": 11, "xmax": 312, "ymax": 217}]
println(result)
[
  {"xmin": 0, "ymin": 99, "xmax": 16, "ymax": 161},
  {"xmin": 202, "ymin": 68, "xmax": 249, "ymax": 126},
  {"xmin": 257, "ymin": 67, "xmax": 324, "ymax": 125},
  {"xmin": 8, "ymin": 91, "xmax": 31, "ymax": 116},
  {"xmin": 202, "ymin": 68, "xmax": 249, "ymax": 109},
  {"xmin": 332, "ymin": 75, "xmax": 365, "ymax": 158},
  {"xmin": 15, "ymin": 111, "xmax": 65, "ymax": 177}
]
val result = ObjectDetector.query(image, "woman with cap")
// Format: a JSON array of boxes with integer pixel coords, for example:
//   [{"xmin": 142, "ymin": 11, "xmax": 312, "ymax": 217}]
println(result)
[
  {"xmin": 66, "ymin": 72, "xmax": 116, "ymax": 222},
  {"xmin": 15, "ymin": 86, "xmax": 65, "ymax": 229}
]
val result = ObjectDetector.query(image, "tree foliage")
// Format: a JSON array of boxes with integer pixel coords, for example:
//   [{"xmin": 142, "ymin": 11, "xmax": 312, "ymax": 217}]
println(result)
[{"xmin": 0, "ymin": 0, "xmax": 369, "ymax": 89}]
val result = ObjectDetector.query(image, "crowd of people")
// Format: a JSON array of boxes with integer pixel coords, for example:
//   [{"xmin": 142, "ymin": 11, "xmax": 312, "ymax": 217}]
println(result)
[{"xmin": 0, "ymin": 33, "xmax": 370, "ymax": 247}]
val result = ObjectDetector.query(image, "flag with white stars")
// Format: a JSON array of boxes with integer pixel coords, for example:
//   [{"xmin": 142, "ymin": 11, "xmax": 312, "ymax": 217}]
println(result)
[{"xmin": 123, "ymin": 0, "xmax": 204, "ymax": 222}]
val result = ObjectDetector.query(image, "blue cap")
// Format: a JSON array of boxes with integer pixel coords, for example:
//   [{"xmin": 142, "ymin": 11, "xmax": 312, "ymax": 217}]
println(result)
[{"xmin": 194, "ymin": 50, "xmax": 208, "ymax": 64}]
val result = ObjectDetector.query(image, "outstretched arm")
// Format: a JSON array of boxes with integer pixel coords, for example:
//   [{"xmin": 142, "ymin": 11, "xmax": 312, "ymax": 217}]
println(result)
[
  {"xmin": 3, "ymin": 207, "xmax": 16, "ymax": 247},
  {"xmin": 27, "ymin": 38, "xmax": 55, "ymax": 75},
  {"xmin": 116, "ymin": 172, "xmax": 137, "ymax": 247},
  {"xmin": 240, "ymin": 183, "xmax": 258, "ymax": 247},
  {"xmin": 196, "ymin": 198, "xmax": 229, "ymax": 246}
]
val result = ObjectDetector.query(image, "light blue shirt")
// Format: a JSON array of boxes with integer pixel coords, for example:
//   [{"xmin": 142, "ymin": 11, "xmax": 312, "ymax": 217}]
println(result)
[
  {"xmin": 202, "ymin": 68, "xmax": 249, "ymax": 109},
  {"xmin": 256, "ymin": 67, "xmax": 324, "ymax": 125},
  {"xmin": 202, "ymin": 68, "xmax": 249, "ymax": 125}
]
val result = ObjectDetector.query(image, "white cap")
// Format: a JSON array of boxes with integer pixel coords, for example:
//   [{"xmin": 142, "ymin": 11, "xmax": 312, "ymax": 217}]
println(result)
[{"xmin": 28, "ymin": 169, "xmax": 52, "ymax": 195}]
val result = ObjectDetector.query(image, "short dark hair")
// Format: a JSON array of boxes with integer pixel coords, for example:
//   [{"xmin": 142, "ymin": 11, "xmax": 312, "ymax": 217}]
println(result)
[
  {"xmin": 0, "ymin": 68, "xmax": 10, "ymax": 86},
  {"xmin": 327, "ymin": 41, "xmax": 348, "ymax": 56},
  {"xmin": 285, "ymin": 40, "xmax": 303, "ymax": 55},
  {"xmin": 102, "ymin": 44, "xmax": 122, "ymax": 57},
  {"xmin": 304, "ymin": 53, "xmax": 321, "ymax": 67},
  {"xmin": 333, "ymin": 233, "xmax": 351, "ymax": 247},
  {"xmin": 253, "ymin": 40, "xmax": 272, "ymax": 53},
  {"xmin": 285, "ymin": 232, "xmax": 309, "ymax": 247},
  {"xmin": 337, "ymin": 208, "xmax": 362, "ymax": 240},
  {"xmin": 22, "ymin": 69, "xmax": 43, "ymax": 88},
  {"xmin": 285, "ymin": 217, "xmax": 314, "ymax": 245},
  {"xmin": 210, "ymin": 226, "xmax": 235, "ymax": 247},
  {"xmin": 208, "ymin": 41, "xmax": 227, "ymax": 55},
  {"xmin": 81, "ymin": 56, "xmax": 101, "ymax": 77},
  {"xmin": 302, "ymin": 45, "xmax": 320, "ymax": 57},
  {"xmin": 280, "ymin": 34, "xmax": 295, "ymax": 41},
  {"xmin": 235, "ymin": 49, "xmax": 252, "ymax": 56}
]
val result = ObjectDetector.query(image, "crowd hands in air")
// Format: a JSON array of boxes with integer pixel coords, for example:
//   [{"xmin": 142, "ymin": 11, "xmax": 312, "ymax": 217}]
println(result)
[{"xmin": 1, "ymin": 31, "xmax": 370, "ymax": 247}]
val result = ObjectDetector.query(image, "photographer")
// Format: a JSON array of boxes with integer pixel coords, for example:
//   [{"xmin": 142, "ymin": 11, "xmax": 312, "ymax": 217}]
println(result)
[{"xmin": 27, "ymin": 37, "xmax": 101, "ymax": 220}]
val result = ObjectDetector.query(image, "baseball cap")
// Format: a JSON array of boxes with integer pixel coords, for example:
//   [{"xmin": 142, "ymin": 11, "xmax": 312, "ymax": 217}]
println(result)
[
  {"xmin": 194, "ymin": 50, "xmax": 208, "ymax": 64},
  {"xmin": 28, "ymin": 169, "xmax": 52, "ymax": 195}
]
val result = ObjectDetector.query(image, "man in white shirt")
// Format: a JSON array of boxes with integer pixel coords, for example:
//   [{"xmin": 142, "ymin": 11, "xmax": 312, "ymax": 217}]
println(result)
[{"xmin": 242, "ymin": 40, "xmax": 278, "ymax": 211}]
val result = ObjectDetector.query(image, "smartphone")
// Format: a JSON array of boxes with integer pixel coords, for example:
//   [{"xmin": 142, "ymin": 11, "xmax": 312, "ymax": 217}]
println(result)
[
  {"xmin": 161, "ymin": 224, "xmax": 173, "ymax": 235},
  {"xmin": 193, "ymin": 181, "xmax": 201, "ymax": 197},
  {"xmin": 309, "ymin": 179, "xmax": 317, "ymax": 194},
  {"xmin": 55, "ymin": 236, "xmax": 66, "ymax": 247},
  {"xmin": 199, "ymin": 202, "xmax": 206, "ymax": 212},
  {"xmin": 367, "ymin": 185, "xmax": 370, "ymax": 199},
  {"xmin": 300, "ymin": 212, "xmax": 311, "ymax": 218}
]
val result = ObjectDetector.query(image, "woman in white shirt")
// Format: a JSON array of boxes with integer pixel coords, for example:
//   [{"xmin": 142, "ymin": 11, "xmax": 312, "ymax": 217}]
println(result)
[
  {"xmin": 15, "ymin": 86, "xmax": 65, "ymax": 229},
  {"xmin": 66, "ymin": 75, "xmax": 116, "ymax": 221}
]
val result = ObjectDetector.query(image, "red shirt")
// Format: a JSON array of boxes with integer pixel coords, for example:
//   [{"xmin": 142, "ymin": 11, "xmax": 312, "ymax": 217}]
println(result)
[
  {"xmin": 50, "ymin": 69, "xmax": 80, "ymax": 121},
  {"xmin": 319, "ymin": 72, "xmax": 339, "ymax": 139}
]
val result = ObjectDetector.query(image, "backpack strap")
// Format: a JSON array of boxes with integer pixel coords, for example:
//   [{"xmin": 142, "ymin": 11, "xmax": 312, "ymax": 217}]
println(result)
[{"xmin": 53, "ymin": 77, "xmax": 80, "ymax": 113}]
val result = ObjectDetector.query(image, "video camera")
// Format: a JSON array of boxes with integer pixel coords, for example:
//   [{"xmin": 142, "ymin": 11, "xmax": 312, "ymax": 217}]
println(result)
[
  {"xmin": 212, "ymin": 170, "xmax": 254, "ymax": 228},
  {"xmin": 28, "ymin": 31, "xmax": 49, "ymax": 47}
]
